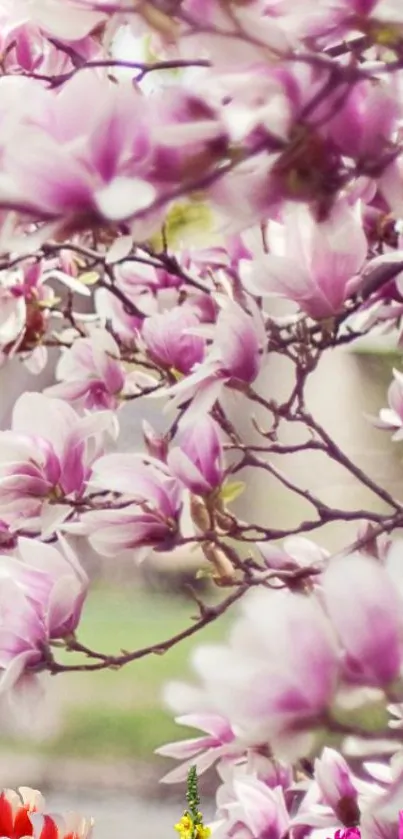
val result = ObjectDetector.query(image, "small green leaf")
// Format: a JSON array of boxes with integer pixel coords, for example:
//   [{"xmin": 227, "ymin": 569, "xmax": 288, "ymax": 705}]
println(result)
[
  {"xmin": 79, "ymin": 271, "xmax": 100, "ymax": 286},
  {"xmin": 220, "ymin": 480, "xmax": 245, "ymax": 504}
]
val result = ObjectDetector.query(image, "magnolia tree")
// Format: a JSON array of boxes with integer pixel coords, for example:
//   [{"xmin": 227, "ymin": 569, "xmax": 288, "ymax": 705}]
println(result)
[{"xmin": 4, "ymin": 1, "xmax": 403, "ymax": 838}]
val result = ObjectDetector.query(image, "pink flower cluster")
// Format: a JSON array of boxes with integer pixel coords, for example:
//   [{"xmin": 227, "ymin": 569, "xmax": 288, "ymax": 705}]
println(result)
[{"xmin": 3, "ymin": 0, "xmax": 403, "ymax": 836}]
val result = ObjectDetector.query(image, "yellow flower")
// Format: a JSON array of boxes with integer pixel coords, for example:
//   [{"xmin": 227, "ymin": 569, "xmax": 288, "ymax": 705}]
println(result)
[
  {"xmin": 174, "ymin": 814, "xmax": 211, "ymax": 839},
  {"xmin": 175, "ymin": 815, "xmax": 193, "ymax": 839}
]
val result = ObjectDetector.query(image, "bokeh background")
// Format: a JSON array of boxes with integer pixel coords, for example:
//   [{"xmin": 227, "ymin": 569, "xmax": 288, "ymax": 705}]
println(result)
[{"xmin": 0, "ymin": 333, "xmax": 402, "ymax": 838}]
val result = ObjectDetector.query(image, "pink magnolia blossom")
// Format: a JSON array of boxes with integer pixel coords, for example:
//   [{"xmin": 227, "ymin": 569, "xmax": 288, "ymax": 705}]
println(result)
[
  {"xmin": 360, "ymin": 766, "xmax": 403, "ymax": 839},
  {"xmin": 168, "ymin": 299, "xmax": 265, "ymax": 419},
  {"xmin": 0, "ymin": 535, "xmax": 87, "ymax": 695},
  {"xmin": 0, "ymin": 258, "xmax": 90, "ymax": 372},
  {"xmin": 156, "ymin": 712, "xmax": 238, "ymax": 783},
  {"xmin": 292, "ymin": 748, "xmax": 391, "ymax": 836},
  {"xmin": 211, "ymin": 775, "xmax": 290, "ymax": 839},
  {"xmin": 0, "ymin": 72, "xmax": 157, "ymax": 230},
  {"xmin": 0, "ymin": 536, "xmax": 88, "ymax": 639},
  {"xmin": 0, "ymin": 1, "xmax": 97, "ymax": 76},
  {"xmin": 73, "ymin": 454, "xmax": 183, "ymax": 559},
  {"xmin": 45, "ymin": 331, "xmax": 127, "ymax": 411},
  {"xmin": 321, "ymin": 554, "xmax": 403, "ymax": 687},
  {"xmin": 257, "ymin": 536, "xmax": 328, "ymax": 572},
  {"xmin": 296, "ymin": 758, "xmax": 403, "ymax": 839},
  {"xmin": 314, "ymin": 748, "xmax": 360, "ymax": 819},
  {"xmin": 173, "ymin": 588, "xmax": 340, "ymax": 760},
  {"xmin": 240, "ymin": 200, "xmax": 368, "ymax": 319},
  {"xmin": 94, "ymin": 260, "xmax": 182, "ymax": 342},
  {"xmin": 141, "ymin": 304, "xmax": 206, "ymax": 375},
  {"xmin": 167, "ymin": 417, "xmax": 224, "ymax": 495},
  {"xmin": 0, "ymin": 262, "xmax": 50, "ymax": 356},
  {"xmin": 0, "ymin": 392, "xmax": 116, "ymax": 531},
  {"xmin": 111, "ymin": 259, "xmax": 181, "ymax": 317}
]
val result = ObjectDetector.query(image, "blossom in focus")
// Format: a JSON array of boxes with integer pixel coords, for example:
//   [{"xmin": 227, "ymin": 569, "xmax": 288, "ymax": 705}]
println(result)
[
  {"xmin": 211, "ymin": 774, "xmax": 289, "ymax": 839},
  {"xmin": 167, "ymin": 417, "xmax": 224, "ymax": 496},
  {"xmin": 156, "ymin": 711, "xmax": 238, "ymax": 783},
  {"xmin": 168, "ymin": 299, "xmax": 265, "ymax": 419},
  {"xmin": 0, "ymin": 392, "xmax": 117, "ymax": 531},
  {"xmin": 45, "ymin": 331, "xmax": 127, "ymax": 411},
  {"xmin": 73, "ymin": 454, "xmax": 183, "ymax": 559},
  {"xmin": 240, "ymin": 201, "xmax": 367, "ymax": 319},
  {"xmin": 141, "ymin": 304, "xmax": 206, "ymax": 375},
  {"xmin": 1, "ymin": 536, "xmax": 88, "ymax": 638},
  {"xmin": 314, "ymin": 748, "xmax": 360, "ymax": 823},
  {"xmin": 293, "ymin": 747, "xmax": 397, "ymax": 837}
]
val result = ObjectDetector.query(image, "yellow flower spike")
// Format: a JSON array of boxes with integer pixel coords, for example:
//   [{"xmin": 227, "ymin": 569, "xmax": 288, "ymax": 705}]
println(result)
[{"xmin": 174, "ymin": 767, "xmax": 211, "ymax": 839}]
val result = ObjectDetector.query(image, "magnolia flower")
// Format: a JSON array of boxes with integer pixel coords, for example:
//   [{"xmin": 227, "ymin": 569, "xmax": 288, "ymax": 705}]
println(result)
[
  {"xmin": 294, "ymin": 750, "xmax": 403, "ymax": 839},
  {"xmin": 257, "ymin": 536, "xmax": 328, "ymax": 571},
  {"xmin": 2, "ymin": 536, "xmax": 88, "ymax": 638},
  {"xmin": 72, "ymin": 454, "xmax": 183, "ymax": 559},
  {"xmin": 156, "ymin": 711, "xmax": 238, "ymax": 783},
  {"xmin": 321, "ymin": 553, "xmax": 403, "ymax": 688},
  {"xmin": 0, "ymin": 256, "xmax": 91, "ymax": 372},
  {"xmin": 0, "ymin": 72, "xmax": 157, "ymax": 230},
  {"xmin": 327, "ymin": 78, "xmax": 400, "ymax": 165},
  {"xmin": 314, "ymin": 748, "xmax": 361, "ymax": 822},
  {"xmin": 0, "ymin": 535, "xmax": 87, "ymax": 694},
  {"xmin": 45, "ymin": 331, "xmax": 127, "ymax": 411},
  {"xmin": 167, "ymin": 417, "xmax": 224, "ymax": 495},
  {"xmin": 166, "ymin": 588, "xmax": 340, "ymax": 761},
  {"xmin": 141, "ymin": 304, "xmax": 206, "ymax": 375},
  {"xmin": 211, "ymin": 775, "xmax": 289, "ymax": 839},
  {"xmin": 0, "ymin": 262, "xmax": 52, "ymax": 358},
  {"xmin": 0, "ymin": 786, "xmax": 93, "ymax": 839},
  {"xmin": 0, "ymin": 392, "xmax": 117, "ymax": 532},
  {"xmin": 168, "ymin": 299, "xmax": 265, "ymax": 419},
  {"xmin": 240, "ymin": 201, "xmax": 367, "ymax": 319}
]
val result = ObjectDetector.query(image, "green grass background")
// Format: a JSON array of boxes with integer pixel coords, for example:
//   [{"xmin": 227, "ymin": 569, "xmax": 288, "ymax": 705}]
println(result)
[{"xmin": 5, "ymin": 586, "xmax": 230, "ymax": 763}]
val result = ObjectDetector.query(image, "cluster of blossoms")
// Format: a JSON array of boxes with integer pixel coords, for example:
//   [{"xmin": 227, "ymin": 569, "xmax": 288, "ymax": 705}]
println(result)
[{"xmin": 6, "ymin": 1, "xmax": 403, "ymax": 838}]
